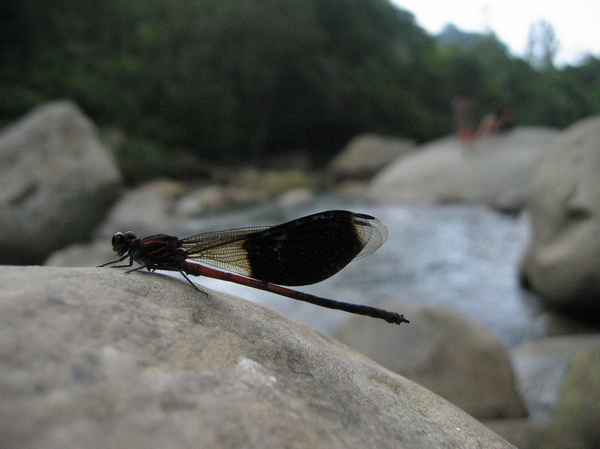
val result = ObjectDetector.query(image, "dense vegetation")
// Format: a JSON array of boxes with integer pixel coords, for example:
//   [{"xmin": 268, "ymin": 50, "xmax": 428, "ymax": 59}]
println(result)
[{"xmin": 2, "ymin": 0, "xmax": 600, "ymax": 175}]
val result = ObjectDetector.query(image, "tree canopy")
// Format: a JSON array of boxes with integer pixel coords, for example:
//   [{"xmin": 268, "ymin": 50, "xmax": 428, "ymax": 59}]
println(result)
[{"xmin": 2, "ymin": 0, "xmax": 599, "ymax": 174}]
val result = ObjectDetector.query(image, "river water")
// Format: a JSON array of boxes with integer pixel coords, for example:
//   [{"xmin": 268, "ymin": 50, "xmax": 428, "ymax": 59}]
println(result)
[{"xmin": 181, "ymin": 195, "xmax": 543, "ymax": 348}]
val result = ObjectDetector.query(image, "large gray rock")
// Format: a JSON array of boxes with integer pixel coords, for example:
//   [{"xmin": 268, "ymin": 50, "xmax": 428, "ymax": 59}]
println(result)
[
  {"xmin": 0, "ymin": 101, "xmax": 122, "ymax": 264},
  {"xmin": 335, "ymin": 302, "xmax": 526, "ymax": 420},
  {"xmin": 95, "ymin": 179, "xmax": 186, "ymax": 239},
  {"xmin": 520, "ymin": 115, "xmax": 600, "ymax": 319},
  {"xmin": 0, "ymin": 266, "xmax": 515, "ymax": 449},
  {"xmin": 367, "ymin": 127, "xmax": 558, "ymax": 211}
]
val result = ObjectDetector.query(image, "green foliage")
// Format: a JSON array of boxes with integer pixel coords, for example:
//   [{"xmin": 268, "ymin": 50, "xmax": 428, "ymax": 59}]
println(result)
[{"xmin": 1, "ymin": 0, "xmax": 600, "ymax": 174}]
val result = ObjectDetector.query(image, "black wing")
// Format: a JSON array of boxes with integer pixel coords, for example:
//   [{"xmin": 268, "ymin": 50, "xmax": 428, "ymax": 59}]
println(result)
[{"xmin": 180, "ymin": 210, "xmax": 387, "ymax": 286}]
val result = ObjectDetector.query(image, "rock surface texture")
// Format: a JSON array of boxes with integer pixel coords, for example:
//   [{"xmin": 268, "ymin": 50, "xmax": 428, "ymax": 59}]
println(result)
[{"xmin": 0, "ymin": 266, "xmax": 515, "ymax": 449}]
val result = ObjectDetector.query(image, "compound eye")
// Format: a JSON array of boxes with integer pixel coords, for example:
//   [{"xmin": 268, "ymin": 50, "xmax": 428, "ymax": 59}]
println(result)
[
  {"xmin": 124, "ymin": 231, "xmax": 137, "ymax": 241},
  {"xmin": 111, "ymin": 232, "xmax": 132, "ymax": 252}
]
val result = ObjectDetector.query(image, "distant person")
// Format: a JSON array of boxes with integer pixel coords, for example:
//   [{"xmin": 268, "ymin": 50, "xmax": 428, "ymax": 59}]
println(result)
[
  {"xmin": 452, "ymin": 90, "xmax": 477, "ymax": 147},
  {"xmin": 478, "ymin": 99, "xmax": 514, "ymax": 137}
]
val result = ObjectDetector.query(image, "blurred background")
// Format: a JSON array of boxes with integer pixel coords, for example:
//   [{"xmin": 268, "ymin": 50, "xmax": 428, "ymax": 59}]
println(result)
[
  {"xmin": 2, "ymin": 0, "xmax": 599, "ymax": 180},
  {"xmin": 2, "ymin": 1, "xmax": 600, "ymax": 448}
]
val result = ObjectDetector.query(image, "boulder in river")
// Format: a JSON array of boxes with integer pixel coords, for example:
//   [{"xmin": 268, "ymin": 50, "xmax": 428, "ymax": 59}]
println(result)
[
  {"xmin": 0, "ymin": 101, "xmax": 122, "ymax": 264},
  {"xmin": 520, "ymin": 115, "xmax": 600, "ymax": 320},
  {"xmin": 329, "ymin": 134, "xmax": 415, "ymax": 179},
  {"xmin": 367, "ymin": 127, "xmax": 559, "ymax": 211}
]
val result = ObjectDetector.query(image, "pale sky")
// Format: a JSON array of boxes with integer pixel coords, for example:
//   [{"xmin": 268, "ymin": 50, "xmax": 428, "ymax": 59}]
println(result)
[{"xmin": 393, "ymin": 0, "xmax": 600, "ymax": 65}]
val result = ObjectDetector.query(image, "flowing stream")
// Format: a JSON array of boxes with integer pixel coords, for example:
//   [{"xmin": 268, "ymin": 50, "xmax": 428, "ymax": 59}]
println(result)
[{"xmin": 180, "ymin": 195, "xmax": 544, "ymax": 348}]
